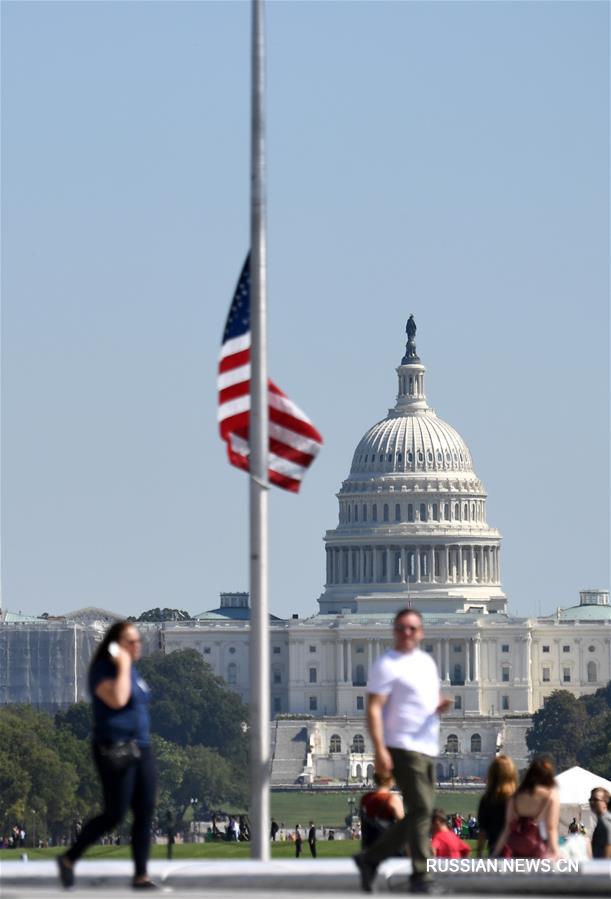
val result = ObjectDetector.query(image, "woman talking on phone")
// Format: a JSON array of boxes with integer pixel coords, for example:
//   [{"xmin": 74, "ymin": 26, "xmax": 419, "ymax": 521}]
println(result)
[{"xmin": 57, "ymin": 621, "xmax": 157, "ymax": 890}]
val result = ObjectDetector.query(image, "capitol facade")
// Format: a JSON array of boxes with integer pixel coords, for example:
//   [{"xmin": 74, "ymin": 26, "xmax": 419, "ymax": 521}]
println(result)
[
  {"xmin": 1, "ymin": 320, "xmax": 609, "ymax": 784},
  {"xmin": 162, "ymin": 321, "xmax": 611, "ymax": 784}
]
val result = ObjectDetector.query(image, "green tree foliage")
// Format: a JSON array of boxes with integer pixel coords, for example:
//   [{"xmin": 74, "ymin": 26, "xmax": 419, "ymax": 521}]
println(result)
[
  {"xmin": 138, "ymin": 650, "xmax": 248, "ymax": 767},
  {"xmin": 133, "ymin": 608, "xmax": 192, "ymax": 622},
  {"xmin": 526, "ymin": 684, "xmax": 611, "ymax": 777},
  {"xmin": 0, "ymin": 706, "xmax": 81, "ymax": 840},
  {"xmin": 55, "ymin": 702, "xmax": 92, "ymax": 741},
  {"xmin": 0, "ymin": 651, "xmax": 250, "ymax": 840}
]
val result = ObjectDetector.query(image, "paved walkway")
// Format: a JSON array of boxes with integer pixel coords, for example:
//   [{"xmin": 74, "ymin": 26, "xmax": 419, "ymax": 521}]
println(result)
[{"xmin": 0, "ymin": 858, "xmax": 610, "ymax": 894}]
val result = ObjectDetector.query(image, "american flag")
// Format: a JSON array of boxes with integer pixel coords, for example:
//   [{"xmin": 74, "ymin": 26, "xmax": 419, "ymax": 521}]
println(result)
[{"xmin": 218, "ymin": 256, "xmax": 323, "ymax": 493}]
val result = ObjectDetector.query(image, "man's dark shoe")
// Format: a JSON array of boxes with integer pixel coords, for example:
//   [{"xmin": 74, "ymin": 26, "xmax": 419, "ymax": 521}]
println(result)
[
  {"xmin": 56, "ymin": 855, "xmax": 75, "ymax": 889},
  {"xmin": 354, "ymin": 853, "xmax": 377, "ymax": 893},
  {"xmin": 132, "ymin": 880, "xmax": 162, "ymax": 890}
]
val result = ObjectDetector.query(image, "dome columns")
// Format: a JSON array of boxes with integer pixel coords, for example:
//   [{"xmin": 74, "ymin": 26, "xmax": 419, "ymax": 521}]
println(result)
[
  {"xmin": 325, "ymin": 542, "xmax": 500, "ymax": 587},
  {"xmin": 395, "ymin": 363, "xmax": 428, "ymax": 412}
]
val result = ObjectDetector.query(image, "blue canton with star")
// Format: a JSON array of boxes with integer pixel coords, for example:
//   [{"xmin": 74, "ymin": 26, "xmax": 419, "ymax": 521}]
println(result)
[{"xmin": 223, "ymin": 254, "xmax": 251, "ymax": 343}]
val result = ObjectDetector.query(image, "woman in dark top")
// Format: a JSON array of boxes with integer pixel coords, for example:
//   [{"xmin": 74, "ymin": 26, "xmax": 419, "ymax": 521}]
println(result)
[
  {"xmin": 57, "ymin": 621, "xmax": 157, "ymax": 890},
  {"xmin": 476, "ymin": 755, "xmax": 517, "ymax": 857}
]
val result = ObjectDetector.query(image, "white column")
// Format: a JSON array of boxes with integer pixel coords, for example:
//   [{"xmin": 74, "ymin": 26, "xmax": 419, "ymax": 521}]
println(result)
[
  {"xmin": 469, "ymin": 547, "xmax": 475, "ymax": 582},
  {"xmin": 435, "ymin": 642, "xmax": 442, "ymax": 673},
  {"xmin": 458, "ymin": 547, "xmax": 463, "ymax": 582},
  {"xmin": 336, "ymin": 640, "xmax": 343, "ymax": 683},
  {"xmin": 444, "ymin": 641, "xmax": 451, "ymax": 683},
  {"xmin": 428, "ymin": 547, "xmax": 434, "ymax": 582},
  {"xmin": 444, "ymin": 546, "xmax": 449, "ymax": 583},
  {"xmin": 401, "ymin": 547, "xmax": 407, "ymax": 583},
  {"xmin": 466, "ymin": 639, "xmax": 472, "ymax": 682},
  {"xmin": 415, "ymin": 549, "xmax": 421, "ymax": 582},
  {"xmin": 346, "ymin": 639, "xmax": 352, "ymax": 685},
  {"xmin": 367, "ymin": 640, "xmax": 373, "ymax": 674},
  {"xmin": 359, "ymin": 548, "xmax": 364, "ymax": 583},
  {"xmin": 385, "ymin": 548, "xmax": 390, "ymax": 582},
  {"xmin": 474, "ymin": 637, "xmax": 480, "ymax": 681}
]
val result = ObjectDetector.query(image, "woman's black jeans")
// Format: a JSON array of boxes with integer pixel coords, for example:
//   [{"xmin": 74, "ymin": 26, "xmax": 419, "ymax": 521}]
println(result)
[{"xmin": 66, "ymin": 744, "xmax": 156, "ymax": 878}]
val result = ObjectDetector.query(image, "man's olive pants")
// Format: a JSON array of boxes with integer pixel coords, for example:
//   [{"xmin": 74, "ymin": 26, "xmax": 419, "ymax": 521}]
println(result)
[{"xmin": 361, "ymin": 748, "xmax": 435, "ymax": 878}]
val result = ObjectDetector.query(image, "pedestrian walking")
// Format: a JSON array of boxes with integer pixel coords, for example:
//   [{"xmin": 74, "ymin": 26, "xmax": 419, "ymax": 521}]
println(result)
[
  {"xmin": 295, "ymin": 824, "xmax": 303, "ymax": 857},
  {"xmin": 476, "ymin": 755, "xmax": 518, "ymax": 857},
  {"xmin": 589, "ymin": 788, "xmax": 611, "ymax": 859},
  {"xmin": 354, "ymin": 607, "xmax": 451, "ymax": 894},
  {"xmin": 492, "ymin": 756, "xmax": 559, "ymax": 859},
  {"xmin": 57, "ymin": 621, "xmax": 157, "ymax": 890},
  {"xmin": 307, "ymin": 821, "xmax": 317, "ymax": 858},
  {"xmin": 270, "ymin": 818, "xmax": 279, "ymax": 842}
]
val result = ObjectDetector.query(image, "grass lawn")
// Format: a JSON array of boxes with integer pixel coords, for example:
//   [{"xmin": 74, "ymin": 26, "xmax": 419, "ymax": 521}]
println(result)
[
  {"xmin": 0, "ymin": 838, "xmax": 479, "ymax": 862},
  {"xmin": 0, "ymin": 841, "xmax": 361, "ymax": 861},
  {"xmin": 0, "ymin": 791, "xmax": 483, "ymax": 863},
  {"xmin": 271, "ymin": 790, "xmax": 483, "ymax": 827}
]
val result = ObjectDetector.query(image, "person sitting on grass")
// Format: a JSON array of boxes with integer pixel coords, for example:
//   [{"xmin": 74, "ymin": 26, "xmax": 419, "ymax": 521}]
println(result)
[{"xmin": 430, "ymin": 809, "xmax": 471, "ymax": 859}]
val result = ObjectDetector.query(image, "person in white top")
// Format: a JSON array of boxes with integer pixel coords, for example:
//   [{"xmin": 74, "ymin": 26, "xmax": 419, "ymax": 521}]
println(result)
[{"xmin": 354, "ymin": 608, "xmax": 451, "ymax": 895}]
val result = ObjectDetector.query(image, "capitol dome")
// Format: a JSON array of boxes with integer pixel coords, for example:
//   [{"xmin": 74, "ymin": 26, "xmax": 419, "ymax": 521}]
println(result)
[
  {"xmin": 318, "ymin": 317, "xmax": 506, "ymax": 616},
  {"xmin": 350, "ymin": 413, "xmax": 474, "ymax": 477}
]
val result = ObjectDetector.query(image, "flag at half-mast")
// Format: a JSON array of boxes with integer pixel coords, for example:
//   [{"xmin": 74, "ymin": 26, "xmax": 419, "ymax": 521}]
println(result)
[{"xmin": 218, "ymin": 255, "xmax": 323, "ymax": 493}]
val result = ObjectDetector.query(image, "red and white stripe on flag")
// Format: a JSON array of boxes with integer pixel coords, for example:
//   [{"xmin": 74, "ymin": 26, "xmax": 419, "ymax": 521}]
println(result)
[{"xmin": 218, "ymin": 262, "xmax": 323, "ymax": 493}]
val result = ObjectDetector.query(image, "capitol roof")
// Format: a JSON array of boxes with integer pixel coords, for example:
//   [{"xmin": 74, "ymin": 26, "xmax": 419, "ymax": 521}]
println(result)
[
  {"xmin": 557, "ymin": 604, "xmax": 611, "ymax": 622},
  {"xmin": 351, "ymin": 414, "xmax": 473, "ymax": 477}
]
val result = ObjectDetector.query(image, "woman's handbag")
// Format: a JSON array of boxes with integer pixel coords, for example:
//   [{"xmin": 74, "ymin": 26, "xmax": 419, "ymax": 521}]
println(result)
[
  {"xmin": 97, "ymin": 739, "xmax": 142, "ymax": 772},
  {"xmin": 503, "ymin": 817, "xmax": 547, "ymax": 858}
]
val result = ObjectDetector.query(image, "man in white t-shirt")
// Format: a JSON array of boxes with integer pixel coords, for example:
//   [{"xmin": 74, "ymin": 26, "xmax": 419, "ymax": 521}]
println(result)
[{"xmin": 354, "ymin": 607, "xmax": 451, "ymax": 894}]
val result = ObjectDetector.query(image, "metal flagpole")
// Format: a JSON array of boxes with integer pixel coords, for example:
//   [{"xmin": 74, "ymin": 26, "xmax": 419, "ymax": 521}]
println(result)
[{"xmin": 249, "ymin": 0, "xmax": 270, "ymax": 862}]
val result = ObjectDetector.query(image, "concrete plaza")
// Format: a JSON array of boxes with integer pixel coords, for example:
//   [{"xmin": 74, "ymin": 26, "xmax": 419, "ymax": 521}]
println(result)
[{"xmin": 1, "ymin": 859, "xmax": 610, "ymax": 895}]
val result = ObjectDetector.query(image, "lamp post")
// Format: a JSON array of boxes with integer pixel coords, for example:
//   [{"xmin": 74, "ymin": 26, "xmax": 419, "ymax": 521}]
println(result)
[{"xmin": 190, "ymin": 798, "xmax": 199, "ymax": 843}]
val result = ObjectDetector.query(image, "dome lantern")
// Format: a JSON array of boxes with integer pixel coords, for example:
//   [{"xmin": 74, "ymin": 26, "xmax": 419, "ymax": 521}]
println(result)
[{"xmin": 396, "ymin": 316, "xmax": 428, "ymax": 412}]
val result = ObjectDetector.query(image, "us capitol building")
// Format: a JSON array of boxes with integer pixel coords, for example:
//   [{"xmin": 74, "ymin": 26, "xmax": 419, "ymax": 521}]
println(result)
[
  {"xmin": 1, "ymin": 319, "xmax": 609, "ymax": 784},
  {"xmin": 161, "ymin": 319, "xmax": 610, "ymax": 783}
]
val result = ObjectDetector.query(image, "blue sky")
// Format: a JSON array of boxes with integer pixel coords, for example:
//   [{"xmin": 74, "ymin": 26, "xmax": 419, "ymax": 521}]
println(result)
[{"xmin": 2, "ymin": 1, "xmax": 608, "ymax": 619}]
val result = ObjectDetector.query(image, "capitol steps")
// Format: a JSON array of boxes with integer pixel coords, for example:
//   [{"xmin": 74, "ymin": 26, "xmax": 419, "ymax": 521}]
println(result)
[{"xmin": 270, "ymin": 720, "xmax": 308, "ymax": 785}]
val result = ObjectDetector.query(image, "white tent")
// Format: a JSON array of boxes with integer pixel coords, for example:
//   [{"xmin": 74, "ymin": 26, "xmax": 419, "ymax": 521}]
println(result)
[{"xmin": 556, "ymin": 766, "xmax": 611, "ymax": 834}]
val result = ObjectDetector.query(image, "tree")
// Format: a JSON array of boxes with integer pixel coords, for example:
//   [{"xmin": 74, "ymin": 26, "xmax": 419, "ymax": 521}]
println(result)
[
  {"xmin": 175, "ymin": 745, "xmax": 245, "ymax": 820},
  {"xmin": 0, "ymin": 706, "xmax": 81, "ymax": 841},
  {"xmin": 580, "ymin": 710, "xmax": 611, "ymax": 779},
  {"xmin": 55, "ymin": 702, "xmax": 92, "ymax": 741},
  {"xmin": 526, "ymin": 690, "xmax": 588, "ymax": 771},
  {"xmin": 138, "ymin": 650, "xmax": 248, "ymax": 767},
  {"xmin": 133, "ymin": 608, "xmax": 192, "ymax": 622}
]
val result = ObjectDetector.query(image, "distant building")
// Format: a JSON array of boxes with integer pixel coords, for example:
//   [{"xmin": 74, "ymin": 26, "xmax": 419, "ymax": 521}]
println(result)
[
  {"xmin": 0, "ymin": 607, "xmax": 162, "ymax": 709},
  {"xmin": 1, "ymin": 323, "xmax": 608, "ymax": 780},
  {"xmin": 163, "ymin": 323, "xmax": 610, "ymax": 783}
]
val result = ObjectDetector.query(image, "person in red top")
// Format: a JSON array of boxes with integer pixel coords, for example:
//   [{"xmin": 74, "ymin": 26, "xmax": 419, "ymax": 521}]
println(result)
[{"xmin": 431, "ymin": 809, "xmax": 471, "ymax": 859}]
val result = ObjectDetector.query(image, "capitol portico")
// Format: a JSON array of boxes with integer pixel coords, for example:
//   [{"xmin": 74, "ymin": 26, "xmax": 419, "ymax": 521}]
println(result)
[{"xmin": 162, "ymin": 319, "xmax": 611, "ymax": 784}]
